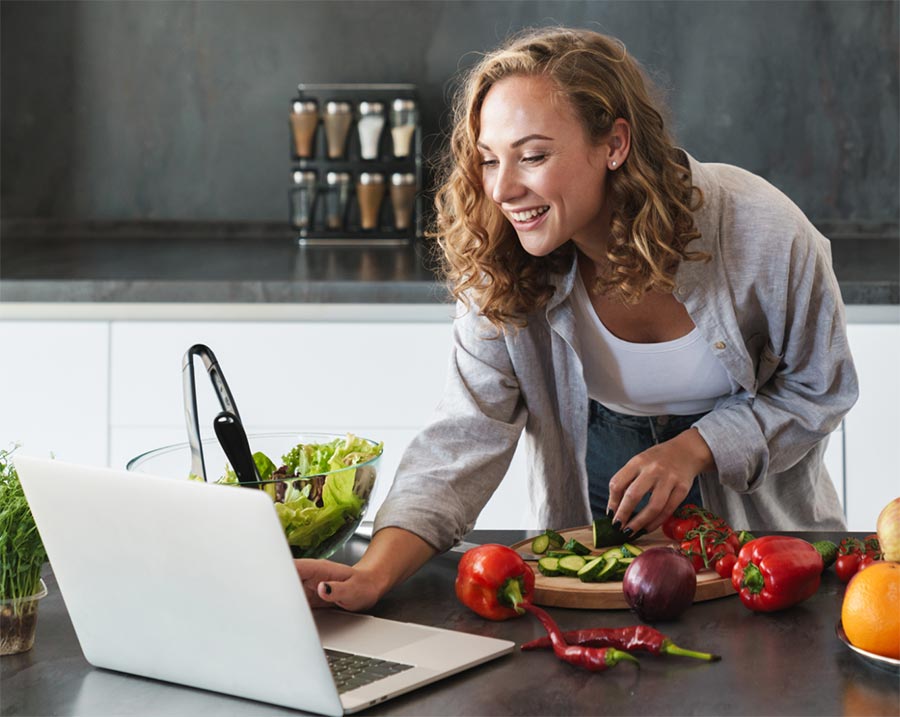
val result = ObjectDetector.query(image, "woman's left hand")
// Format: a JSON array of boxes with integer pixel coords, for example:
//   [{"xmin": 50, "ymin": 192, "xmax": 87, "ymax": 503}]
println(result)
[{"xmin": 606, "ymin": 428, "xmax": 715, "ymax": 535}]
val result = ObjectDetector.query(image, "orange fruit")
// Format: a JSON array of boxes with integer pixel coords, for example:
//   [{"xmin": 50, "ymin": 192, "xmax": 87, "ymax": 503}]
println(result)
[{"xmin": 841, "ymin": 560, "xmax": 900, "ymax": 659}]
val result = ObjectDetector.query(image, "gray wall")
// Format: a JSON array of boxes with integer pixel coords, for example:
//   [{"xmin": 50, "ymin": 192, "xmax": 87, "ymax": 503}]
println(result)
[{"xmin": 2, "ymin": 0, "xmax": 897, "ymax": 224}]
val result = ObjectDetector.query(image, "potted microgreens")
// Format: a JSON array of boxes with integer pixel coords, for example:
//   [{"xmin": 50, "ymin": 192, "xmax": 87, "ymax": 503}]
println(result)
[{"xmin": 0, "ymin": 445, "xmax": 48, "ymax": 655}]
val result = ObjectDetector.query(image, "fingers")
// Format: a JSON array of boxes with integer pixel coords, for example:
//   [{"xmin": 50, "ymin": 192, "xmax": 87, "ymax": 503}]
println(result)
[
  {"xmin": 294, "ymin": 558, "xmax": 355, "ymax": 609},
  {"xmin": 293, "ymin": 559, "xmax": 381, "ymax": 612},
  {"xmin": 606, "ymin": 446, "xmax": 696, "ymax": 535}
]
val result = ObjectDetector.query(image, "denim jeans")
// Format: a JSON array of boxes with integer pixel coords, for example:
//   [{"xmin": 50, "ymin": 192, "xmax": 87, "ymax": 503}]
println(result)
[{"xmin": 585, "ymin": 400, "xmax": 706, "ymax": 520}]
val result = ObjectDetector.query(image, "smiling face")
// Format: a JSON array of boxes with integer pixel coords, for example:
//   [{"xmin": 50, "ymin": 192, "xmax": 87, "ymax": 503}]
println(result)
[{"xmin": 477, "ymin": 74, "xmax": 612, "ymax": 259}]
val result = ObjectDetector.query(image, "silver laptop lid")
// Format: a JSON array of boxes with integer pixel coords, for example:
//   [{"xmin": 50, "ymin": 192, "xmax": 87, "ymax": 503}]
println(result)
[{"xmin": 15, "ymin": 455, "xmax": 343, "ymax": 717}]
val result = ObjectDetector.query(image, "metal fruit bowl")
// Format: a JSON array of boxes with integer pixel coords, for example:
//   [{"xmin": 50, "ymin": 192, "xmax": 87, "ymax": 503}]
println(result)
[{"xmin": 127, "ymin": 432, "xmax": 382, "ymax": 560}]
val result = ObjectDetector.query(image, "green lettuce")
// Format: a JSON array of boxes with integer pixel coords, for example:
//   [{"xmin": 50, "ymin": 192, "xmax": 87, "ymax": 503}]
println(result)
[{"xmin": 216, "ymin": 434, "xmax": 382, "ymax": 551}]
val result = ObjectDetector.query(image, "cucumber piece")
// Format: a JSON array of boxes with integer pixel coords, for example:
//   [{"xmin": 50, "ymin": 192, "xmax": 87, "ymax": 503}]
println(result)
[
  {"xmin": 812, "ymin": 540, "xmax": 838, "ymax": 571},
  {"xmin": 612, "ymin": 557, "xmax": 635, "ymax": 579},
  {"xmin": 592, "ymin": 516, "xmax": 630, "ymax": 548},
  {"xmin": 537, "ymin": 556, "xmax": 561, "ymax": 577},
  {"xmin": 593, "ymin": 556, "xmax": 620, "ymax": 582},
  {"xmin": 557, "ymin": 554, "xmax": 587, "ymax": 576},
  {"xmin": 577, "ymin": 556, "xmax": 607, "ymax": 582},
  {"xmin": 531, "ymin": 533, "xmax": 551, "ymax": 555},
  {"xmin": 563, "ymin": 538, "xmax": 592, "ymax": 556},
  {"xmin": 546, "ymin": 550, "xmax": 575, "ymax": 558},
  {"xmin": 621, "ymin": 543, "xmax": 644, "ymax": 558},
  {"xmin": 544, "ymin": 530, "xmax": 566, "ymax": 549},
  {"xmin": 599, "ymin": 546, "xmax": 624, "ymax": 560}
]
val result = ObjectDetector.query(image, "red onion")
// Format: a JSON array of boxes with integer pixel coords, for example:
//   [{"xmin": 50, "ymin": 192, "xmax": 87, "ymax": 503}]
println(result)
[{"xmin": 622, "ymin": 547, "xmax": 697, "ymax": 621}]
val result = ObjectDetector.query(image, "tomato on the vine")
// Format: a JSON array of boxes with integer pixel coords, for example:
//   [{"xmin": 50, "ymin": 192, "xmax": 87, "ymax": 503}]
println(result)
[
  {"xmin": 835, "ymin": 552, "xmax": 862, "ymax": 583},
  {"xmin": 715, "ymin": 552, "xmax": 738, "ymax": 579}
]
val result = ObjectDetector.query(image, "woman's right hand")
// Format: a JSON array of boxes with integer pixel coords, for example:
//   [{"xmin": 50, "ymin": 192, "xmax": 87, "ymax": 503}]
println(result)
[{"xmin": 294, "ymin": 558, "xmax": 385, "ymax": 612}]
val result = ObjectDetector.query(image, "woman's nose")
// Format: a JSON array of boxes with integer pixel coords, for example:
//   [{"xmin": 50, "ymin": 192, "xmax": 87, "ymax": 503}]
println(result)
[{"xmin": 490, "ymin": 164, "xmax": 524, "ymax": 205}]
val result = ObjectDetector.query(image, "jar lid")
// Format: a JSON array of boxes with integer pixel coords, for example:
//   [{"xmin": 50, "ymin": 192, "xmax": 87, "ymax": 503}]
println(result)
[
  {"xmin": 392, "ymin": 98, "xmax": 417, "ymax": 112},
  {"xmin": 326, "ymin": 171, "xmax": 352, "ymax": 185},
  {"xmin": 291, "ymin": 100, "xmax": 318, "ymax": 114},
  {"xmin": 358, "ymin": 172, "xmax": 385, "ymax": 185},
  {"xmin": 358, "ymin": 101, "xmax": 385, "ymax": 116},
  {"xmin": 292, "ymin": 170, "xmax": 317, "ymax": 184},
  {"xmin": 390, "ymin": 173, "xmax": 416, "ymax": 186},
  {"xmin": 325, "ymin": 101, "xmax": 352, "ymax": 114}
]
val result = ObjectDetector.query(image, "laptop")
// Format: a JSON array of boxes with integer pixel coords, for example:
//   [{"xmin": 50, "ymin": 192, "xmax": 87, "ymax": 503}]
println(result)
[{"xmin": 14, "ymin": 455, "xmax": 514, "ymax": 716}]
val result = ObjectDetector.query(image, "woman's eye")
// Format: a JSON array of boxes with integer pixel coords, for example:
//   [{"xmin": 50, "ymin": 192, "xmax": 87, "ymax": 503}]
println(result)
[
  {"xmin": 522, "ymin": 154, "xmax": 546, "ymax": 164},
  {"xmin": 480, "ymin": 158, "xmax": 498, "ymax": 167}
]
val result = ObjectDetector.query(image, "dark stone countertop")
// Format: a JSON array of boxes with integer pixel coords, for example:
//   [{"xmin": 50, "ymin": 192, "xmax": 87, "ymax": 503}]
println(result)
[
  {"xmin": 0, "ymin": 221, "xmax": 896, "ymax": 305},
  {"xmin": 2, "ymin": 531, "xmax": 898, "ymax": 717}
]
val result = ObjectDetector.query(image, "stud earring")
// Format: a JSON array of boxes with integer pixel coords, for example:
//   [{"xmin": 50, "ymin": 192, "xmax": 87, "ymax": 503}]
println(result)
[{"xmin": 611, "ymin": 161, "xmax": 617, "ymax": 168}]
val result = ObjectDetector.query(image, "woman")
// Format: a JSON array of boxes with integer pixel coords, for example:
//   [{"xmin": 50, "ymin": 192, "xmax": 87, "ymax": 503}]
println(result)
[{"xmin": 297, "ymin": 27, "xmax": 857, "ymax": 611}]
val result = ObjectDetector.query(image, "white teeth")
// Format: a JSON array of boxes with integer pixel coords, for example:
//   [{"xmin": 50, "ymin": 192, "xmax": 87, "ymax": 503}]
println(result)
[{"xmin": 510, "ymin": 206, "xmax": 549, "ymax": 222}]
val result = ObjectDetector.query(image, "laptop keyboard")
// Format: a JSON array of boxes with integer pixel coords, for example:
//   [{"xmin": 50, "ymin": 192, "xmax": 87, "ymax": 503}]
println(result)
[{"xmin": 324, "ymin": 649, "xmax": 414, "ymax": 694}]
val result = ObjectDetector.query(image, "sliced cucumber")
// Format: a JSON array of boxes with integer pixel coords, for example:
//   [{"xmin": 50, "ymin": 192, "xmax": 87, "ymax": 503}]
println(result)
[
  {"xmin": 593, "ymin": 556, "xmax": 620, "ymax": 582},
  {"xmin": 563, "ymin": 538, "xmax": 592, "ymax": 556},
  {"xmin": 546, "ymin": 549, "xmax": 576, "ymax": 558},
  {"xmin": 557, "ymin": 554, "xmax": 587, "ymax": 576},
  {"xmin": 544, "ymin": 530, "xmax": 566, "ymax": 549},
  {"xmin": 621, "ymin": 543, "xmax": 644, "ymax": 558},
  {"xmin": 531, "ymin": 533, "xmax": 551, "ymax": 555},
  {"xmin": 576, "ymin": 556, "xmax": 607, "ymax": 582},
  {"xmin": 612, "ymin": 557, "xmax": 635, "ymax": 579},
  {"xmin": 537, "ymin": 556, "xmax": 561, "ymax": 577},
  {"xmin": 598, "ymin": 546, "xmax": 625, "ymax": 561}
]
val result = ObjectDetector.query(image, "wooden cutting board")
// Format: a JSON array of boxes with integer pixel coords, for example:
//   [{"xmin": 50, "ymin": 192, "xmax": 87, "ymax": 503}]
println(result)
[{"xmin": 509, "ymin": 525, "xmax": 737, "ymax": 609}]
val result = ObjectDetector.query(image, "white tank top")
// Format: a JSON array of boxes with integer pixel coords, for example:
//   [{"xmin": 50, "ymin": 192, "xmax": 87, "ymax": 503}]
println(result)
[{"xmin": 571, "ymin": 270, "xmax": 736, "ymax": 416}]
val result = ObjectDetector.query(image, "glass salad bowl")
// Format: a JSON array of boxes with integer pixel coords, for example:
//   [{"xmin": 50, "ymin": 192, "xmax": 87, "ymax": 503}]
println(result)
[{"xmin": 127, "ymin": 432, "xmax": 382, "ymax": 560}]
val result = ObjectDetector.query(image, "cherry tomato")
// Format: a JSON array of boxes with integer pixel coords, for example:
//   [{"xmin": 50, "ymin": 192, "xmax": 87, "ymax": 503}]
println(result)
[
  {"xmin": 680, "ymin": 538, "xmax": 705, "ymax": 572},
  {"xmin": 858, "ymin": 554, "xmax": 879, "ymax": 572},
  {"xmin": 835, "ymin": 552, "xmax": 862, "ymax": 583},
  {"xmin": 715, "ymin": 552, "xmax": 738, "ymax": 578}
]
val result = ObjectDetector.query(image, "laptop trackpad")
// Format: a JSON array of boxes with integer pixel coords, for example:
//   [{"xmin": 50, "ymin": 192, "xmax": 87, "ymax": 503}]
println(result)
[{"xmin": 316, "ymin": 609, "xmax": 436, "ymax": 655}]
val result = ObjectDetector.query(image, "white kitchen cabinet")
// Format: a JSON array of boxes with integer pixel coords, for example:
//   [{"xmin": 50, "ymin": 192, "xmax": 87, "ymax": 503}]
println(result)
[
  {"xmin": 0, "ymin": 321, "xmax": 109, "ymax": 465},
  {"xmin": 4, "ymin": 309, "xmax": 895, "ymax": 532},
  {"xmin": 843, "ymin": 323, "xmax": 900, "ymax": 530}
]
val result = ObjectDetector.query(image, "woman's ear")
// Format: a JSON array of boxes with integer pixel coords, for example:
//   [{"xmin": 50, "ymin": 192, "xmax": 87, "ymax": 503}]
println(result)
[{"xmin": 607, "ymin": 119, "xmax": 631, "ymax": 170}]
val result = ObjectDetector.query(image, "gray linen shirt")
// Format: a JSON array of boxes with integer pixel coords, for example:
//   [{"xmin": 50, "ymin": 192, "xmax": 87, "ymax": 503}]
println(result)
[{"xmin": 374, "ymin": 154, "xmax": 858, "ymax": 550}]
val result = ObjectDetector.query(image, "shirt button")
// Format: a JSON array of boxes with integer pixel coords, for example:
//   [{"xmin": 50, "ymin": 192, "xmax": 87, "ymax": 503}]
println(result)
[{"xmin": 714, "ymin": 341, "xmax": 726, "ymax": 350}]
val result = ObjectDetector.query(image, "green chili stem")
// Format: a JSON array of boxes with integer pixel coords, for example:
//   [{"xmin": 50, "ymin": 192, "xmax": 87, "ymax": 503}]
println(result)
[{"xmin": 661, "ymin": 639, "xmax": 721, "ymax": 662}]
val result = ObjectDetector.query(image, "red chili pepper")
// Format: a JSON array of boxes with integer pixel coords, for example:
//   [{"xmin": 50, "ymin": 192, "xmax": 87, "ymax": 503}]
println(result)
[
  {"xmin": 731, "ymin": 536, "xmax": 823, "ymax": 612},
  {"xmin": 520, "ymin": 604, "xmax": 639, "ymax": 672},
  {"xmin": 520, "ymin": 624, "xmax": 720, "ymax": 661},
  {"xmin": 455, "ymin": 544, "xmax": 535, "ymax": 620}
]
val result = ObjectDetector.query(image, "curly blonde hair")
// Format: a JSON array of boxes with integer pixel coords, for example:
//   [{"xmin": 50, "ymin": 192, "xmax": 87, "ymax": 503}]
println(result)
[{"xmin": 432, "ymin": 26, "xmax": 707, "ymax": 329}]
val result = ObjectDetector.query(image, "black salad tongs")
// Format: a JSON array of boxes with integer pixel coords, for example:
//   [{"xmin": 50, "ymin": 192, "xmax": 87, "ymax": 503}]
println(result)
[{"xmin": 182, "ymin": 344, "xmax": 259, "ymax": 486}]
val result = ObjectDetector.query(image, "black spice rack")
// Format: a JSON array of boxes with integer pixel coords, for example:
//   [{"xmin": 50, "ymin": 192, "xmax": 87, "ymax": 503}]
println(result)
[{"xmin": 288, "ymin": 83, "xmax": 423, "ymax": 247}]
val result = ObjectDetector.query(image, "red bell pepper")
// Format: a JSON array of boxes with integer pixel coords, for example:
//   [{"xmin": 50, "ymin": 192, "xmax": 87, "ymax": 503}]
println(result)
[
  {"xmin": 455, "ymin": 543, "xmax": 535, "ymax": 620},
  {"xmin": 731, "ymin": 536, "xmax": 823, "ymax": 612}
]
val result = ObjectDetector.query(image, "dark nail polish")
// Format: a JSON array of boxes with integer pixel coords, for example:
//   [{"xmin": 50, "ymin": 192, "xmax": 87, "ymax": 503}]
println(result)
[
  {"xmin": 606, "ymin": 509, "xmax": 615, "ymax": 520},
  {"xmin": 634, "ymin": 528, "xmax": 647, "ymax": 539},
  {"xmin": 612, "ymin": 520, "xmax": 622, "ymax": 531},
  {"xmin": 323, "ymin": 583, "xmax": 332, "ymax": 595},
  {"xmin": 623, "ymin": 527, "xmax": 633, "ymax": 537}
]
